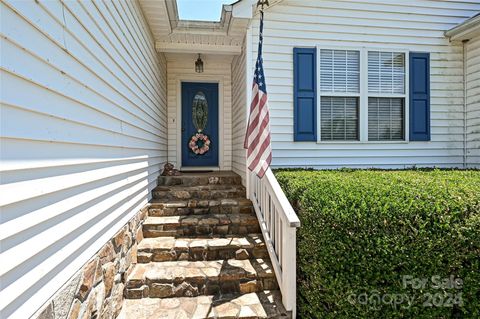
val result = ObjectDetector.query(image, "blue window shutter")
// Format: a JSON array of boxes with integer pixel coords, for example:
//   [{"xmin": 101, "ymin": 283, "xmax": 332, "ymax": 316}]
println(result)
[
  {"xmin": 293, "ymin": 48, "xmax": 317, "ymax": 141},
  {"xmin": 409, "ymin": 52, "xmax": 431, "ymax": 141}
]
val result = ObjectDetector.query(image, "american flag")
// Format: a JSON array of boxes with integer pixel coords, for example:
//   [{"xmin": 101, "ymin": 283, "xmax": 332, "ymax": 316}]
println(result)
[{"xmin": 244, "ymin": 10, "xmax": 272, "ymax": 178}]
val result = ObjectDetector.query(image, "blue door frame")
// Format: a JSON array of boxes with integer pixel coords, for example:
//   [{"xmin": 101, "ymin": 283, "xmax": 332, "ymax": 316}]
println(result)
[{"xmin": 181, "ymin": 82, "xmax": 219, "ymax": 167}]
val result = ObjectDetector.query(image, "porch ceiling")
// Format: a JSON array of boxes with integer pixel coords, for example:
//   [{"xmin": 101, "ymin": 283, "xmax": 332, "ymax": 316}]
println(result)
[{"xmin": 139, "ymin": 0, "xmax": 254, "ymax": 55}]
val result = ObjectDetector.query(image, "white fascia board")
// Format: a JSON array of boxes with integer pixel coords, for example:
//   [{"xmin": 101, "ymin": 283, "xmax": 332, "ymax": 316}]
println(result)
[{"xmin": 156, "ymin": 42, "xmax": 242, "ymax": 55}]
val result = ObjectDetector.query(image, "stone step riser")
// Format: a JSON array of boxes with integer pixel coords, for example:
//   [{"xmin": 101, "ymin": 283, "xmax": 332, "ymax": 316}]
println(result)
[
  {"xmin": 138, "ymin": 246, "xmax": 268, "ymax": 263},
  {"xmin": 148, "ymin": 200, "xmax": 254, "ymax": 217},
  {"xmin": 152, "ymin": 189, "xmax": 246, "ymax": 200},
  {"xmin": 143, "ymin": 214, "xmax": 261, "ymax": 238},
  {"xmin": 158, "ymin": 175, "xmax": 242, "ymax": 187},
  {"xmin": 143, "ymin": 224, "xmax": 261, "ymax": 238},
  {"xmin": 126, "ymin": 278, "xmax": 279, "ymax": 299},
  {"xmin": 149, "ymin": 205, "xmax": 254, "ymax": 217}
]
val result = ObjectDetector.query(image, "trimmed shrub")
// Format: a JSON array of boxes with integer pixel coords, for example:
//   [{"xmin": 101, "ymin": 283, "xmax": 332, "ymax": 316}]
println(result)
[{"xmin": 275, "ymin": 169, "xmax": 480, "ymax": 318}]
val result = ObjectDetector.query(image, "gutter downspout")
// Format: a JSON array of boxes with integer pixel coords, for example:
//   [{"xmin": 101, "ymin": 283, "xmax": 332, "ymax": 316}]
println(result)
[{"xmin": 463, "ymin": 39, "xmax": 469, "ymax": 168}]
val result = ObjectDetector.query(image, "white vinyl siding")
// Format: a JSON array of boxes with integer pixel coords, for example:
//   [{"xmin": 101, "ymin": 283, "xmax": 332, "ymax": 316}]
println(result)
[
  {"xmin": 251, "ymin": 0, "xmax": 480, "ymax": 168},
  {"xmin": 0, "ymin": 1, "xmax": 167, "ymax": 318},
  {"xmin": 466, "ymin": 35, "xmax": 480, "ymax": 167},
  {"xmin": 232, "ymin": 38, "xmax": 248, "ymax": 185}
]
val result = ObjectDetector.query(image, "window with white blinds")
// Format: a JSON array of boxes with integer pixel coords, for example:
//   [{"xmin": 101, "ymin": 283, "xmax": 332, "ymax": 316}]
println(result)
[
  {"xmin": 316, "ymin": 47, "xmax": 407, "ymax": 142},
  {"xmin": 368, "ymin": 51, "xmax": 405, "ymax": 94},
  {"xmin": 368, "ymin": 98, "xmax": 404, "ymax": 141},
  {"xmin": 367, "ymin": 51, "xmax": 406, "ymax": 141},
  {"xmin": 319, "ymin": 49, "xmax": 360, "ymax": 141},
  {"xmin": 320, "ymin": 49, "xmax": 360, "ymax": 93},
  {"xmin": 321, "ymin": 97, "xmax": 359, "ymax": 140}
]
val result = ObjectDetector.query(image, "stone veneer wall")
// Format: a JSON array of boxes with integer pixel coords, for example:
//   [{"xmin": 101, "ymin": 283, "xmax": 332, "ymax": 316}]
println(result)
[{"xmin": 33, "ymin": 206, "xmax": 148, "ymax": 319}]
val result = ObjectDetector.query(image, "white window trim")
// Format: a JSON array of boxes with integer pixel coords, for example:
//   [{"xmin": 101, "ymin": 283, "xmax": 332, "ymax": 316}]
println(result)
[{"xmin": 316, "ymin": 45, "xmax": 410, "ymax": 144}]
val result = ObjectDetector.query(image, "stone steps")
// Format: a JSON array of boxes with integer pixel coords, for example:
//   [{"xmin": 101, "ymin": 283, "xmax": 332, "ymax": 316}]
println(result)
[
  {"xmin": 148, "ymin": 197, "xmax": 254, "ymax": 217},
  {"xmin": 120, "ymin": 291, "xmax": 288, "ymax": 319},
  {"xmin": 137, "ymin": 234, "xmax": 268, "ymax": 263},
  {"xmin": 152, "ymin": 184, "xmax": 246, "ymax": 200},
  {"xmin": 120, "ymin": 171, "xmax": 287, "ymax": 318},
  {"xmin": 142, "ymin": 214, "xmax": 261, "ymax": 238},
  {"xmin": 158, "ymin": 172, "xmax": 242, "ymax": 187},
  {"xmin": 125, "ymin": 259, "xmax": 278, "ymax": 299}
]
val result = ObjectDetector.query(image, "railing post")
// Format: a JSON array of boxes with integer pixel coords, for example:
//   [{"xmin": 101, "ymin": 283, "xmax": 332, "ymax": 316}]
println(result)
[{"xmin": 282, "ymin": 225, "xmax": 297, "ymax": 317}]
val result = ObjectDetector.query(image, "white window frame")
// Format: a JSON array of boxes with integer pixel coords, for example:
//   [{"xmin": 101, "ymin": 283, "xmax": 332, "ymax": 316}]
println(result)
[{"xmin": 316, "ymin": 45, "xmax": 410, "ymax": 144}]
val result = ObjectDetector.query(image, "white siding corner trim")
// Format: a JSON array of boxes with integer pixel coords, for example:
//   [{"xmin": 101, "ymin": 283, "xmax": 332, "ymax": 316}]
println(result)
[
  {"xmin": 0, "ymin": 0, "xmax": 167, "ymax": 317},
  {"xmin": 466, "ymin": 35, "xmax": 480, "ymax": 167}
]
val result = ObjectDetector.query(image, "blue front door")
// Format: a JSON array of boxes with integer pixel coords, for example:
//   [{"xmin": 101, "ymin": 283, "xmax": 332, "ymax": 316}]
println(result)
[{"xmin": 182, "ymin": 82, "xmax": 219, "ymax": 167}]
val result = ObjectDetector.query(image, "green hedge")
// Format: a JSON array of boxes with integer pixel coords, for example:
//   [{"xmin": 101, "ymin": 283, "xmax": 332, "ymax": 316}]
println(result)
[{"xmin": 275, "ymin": 169, "xmax": 480, "ymax": 318}]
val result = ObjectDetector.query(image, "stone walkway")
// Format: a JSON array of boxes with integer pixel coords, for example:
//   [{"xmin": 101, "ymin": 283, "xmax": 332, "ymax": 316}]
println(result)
[
  {"xmin": 120, "ymin": 291, "xmax": 287, "ymax": 319},
  {"xmin": 120, "ymin": 172, "xmax": 289, "ymax": 318}
]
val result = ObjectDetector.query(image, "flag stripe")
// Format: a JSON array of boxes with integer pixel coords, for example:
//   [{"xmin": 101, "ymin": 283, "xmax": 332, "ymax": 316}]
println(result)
[
  {"xmin": 248, "ymin": 134, "xmax": 271, "ymax": 171},
  {"xmin": 244, "ymin": 86, "xmax": 260, "ymax": 148},
  {"xmin": 246, "ymin": 93, "xmax": 268, "ymax": 147},
  {"xmin": 247, "ymin": 111, "xmax": 270, "ymax": 158}
]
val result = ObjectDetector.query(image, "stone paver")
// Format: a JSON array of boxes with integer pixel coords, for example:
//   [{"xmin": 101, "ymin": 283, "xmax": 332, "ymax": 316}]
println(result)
[
  {"xmin": 157, "ymin": 171, "xmax": 242, "ymax": 187},
  {"xmin": 149, "ymin": 198, "xmax": 254, "ymax": 216},
  {"xmin": 137, "ymin": 234, "xmax": 267, "ymax": 262},
  {"xmin": 152, "ymin": 184, "xmax": 246, "ymax": 200},
  {"xmin": 120, "ymin": 291, "xmax": 289, "ymax": 319},
  {"xmin": 126, "ymin": 259, "xmax": 277, "ymax": 298},
  {"xmin": 142, "ymin": 214, "xmax": 261, "ymax": 237}
]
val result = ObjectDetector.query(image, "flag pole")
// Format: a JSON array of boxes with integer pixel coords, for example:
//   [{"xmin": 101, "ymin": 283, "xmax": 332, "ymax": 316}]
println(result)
[{"xmin": 245, "ymin": 0, "xmax": 273, "ymax": 179}]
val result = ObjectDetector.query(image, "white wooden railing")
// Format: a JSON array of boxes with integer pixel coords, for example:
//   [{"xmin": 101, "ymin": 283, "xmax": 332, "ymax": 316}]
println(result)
[{"xmin": 248, "ymin": 168, "xmax": 301, "ymax": 317}]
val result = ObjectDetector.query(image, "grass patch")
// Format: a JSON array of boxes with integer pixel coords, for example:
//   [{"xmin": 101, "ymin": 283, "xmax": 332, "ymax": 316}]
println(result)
[{"xmin": 275, "ymin": 169, "xmax": 480, "ymax": 318}]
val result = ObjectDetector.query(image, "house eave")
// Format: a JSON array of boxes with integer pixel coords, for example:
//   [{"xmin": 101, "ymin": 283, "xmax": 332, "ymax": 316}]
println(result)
[
  {"xmin": 165, "ymin": 0, "xmax": 233, "ymax": 33},
  {"xmin": 445, "ymin": 14, "xmax": 480, "ymax": 41},
  {"xmin": 140, "ymin": 0, "xmax": 252, "ymax": 55}
]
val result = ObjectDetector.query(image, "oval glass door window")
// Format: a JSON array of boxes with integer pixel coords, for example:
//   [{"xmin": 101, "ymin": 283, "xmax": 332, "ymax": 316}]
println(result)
[{"xmin": 192, "ymin": 91, "xmax": 208, "ymax": 132}]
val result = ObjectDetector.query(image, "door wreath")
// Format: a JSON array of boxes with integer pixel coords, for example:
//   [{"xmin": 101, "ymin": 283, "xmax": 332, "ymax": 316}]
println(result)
[{"xmin": 189, "ymin": 133, "xmax": 211, "ymax": 155}]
